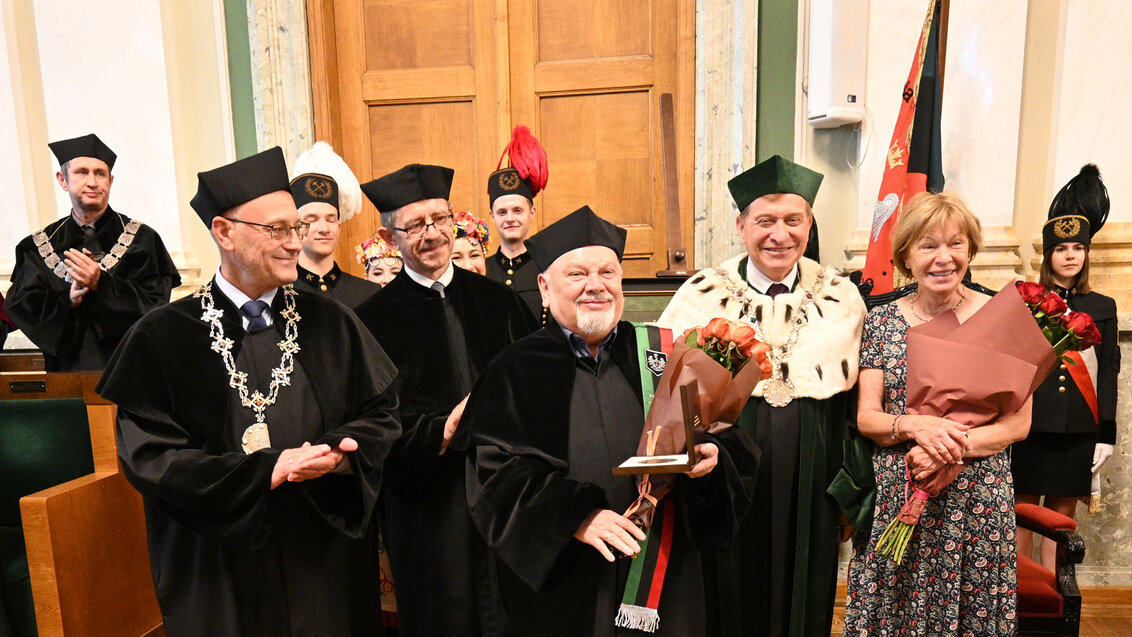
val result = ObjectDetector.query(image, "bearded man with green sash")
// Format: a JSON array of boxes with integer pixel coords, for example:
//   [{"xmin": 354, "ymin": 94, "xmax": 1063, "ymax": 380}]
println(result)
[
  {"xmin": 462, "ymin": 206, "xmax": 758, "ymax": 636},
  {"xmin": 656, "ymin": 155, "xmax": 866, "ymax": 637}
]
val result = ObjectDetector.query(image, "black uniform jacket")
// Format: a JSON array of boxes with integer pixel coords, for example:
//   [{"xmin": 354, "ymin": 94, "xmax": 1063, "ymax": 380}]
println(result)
[{"xmin": 1031, "ymin": 290, "xmax": 1120, "ymax": 443}]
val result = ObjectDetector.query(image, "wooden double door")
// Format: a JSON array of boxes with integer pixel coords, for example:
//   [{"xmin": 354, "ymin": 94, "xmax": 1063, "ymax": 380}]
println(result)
[{"xmin": 308, "ymin": 0, "xmax": 694, "ymax": 277}]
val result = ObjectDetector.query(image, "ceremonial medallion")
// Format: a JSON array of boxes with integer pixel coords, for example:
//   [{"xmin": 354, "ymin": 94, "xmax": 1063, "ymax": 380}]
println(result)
[
  {"xmin": 241, "ymin": 422, "xmax": 272, "ymax": 454},
  {"xmin": 763, "ymin": 377, "xmax": 795, "ymax": 408}
]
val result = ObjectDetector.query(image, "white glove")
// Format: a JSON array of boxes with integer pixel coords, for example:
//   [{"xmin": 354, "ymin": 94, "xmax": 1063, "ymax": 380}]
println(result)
[{"xmin": 1092, "ymin": 443, "xmax": 1115, "ymax": 473}]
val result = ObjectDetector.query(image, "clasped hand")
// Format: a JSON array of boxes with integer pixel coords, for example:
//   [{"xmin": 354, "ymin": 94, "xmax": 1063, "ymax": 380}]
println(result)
[
  {"xmin": 66, "ymin": 248, "xmax": 101, "ymax": 306},
  {"xmin": 903, "ymin": 415, "xmax": 971, "ymax": 481},
  {"xmin": 270, "ymin": 438, "xmax": 357, "ymax": 489}
]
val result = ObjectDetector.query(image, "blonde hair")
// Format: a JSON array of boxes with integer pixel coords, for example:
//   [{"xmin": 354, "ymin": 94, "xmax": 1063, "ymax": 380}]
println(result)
[{"xmin": 891, "ymin": 191, "xmax": 983, "ymax": 279}]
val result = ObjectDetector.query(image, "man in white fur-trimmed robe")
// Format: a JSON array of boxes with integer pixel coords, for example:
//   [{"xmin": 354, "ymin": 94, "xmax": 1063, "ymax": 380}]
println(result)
[{"xmin": 656, "ymin": 155, "xmax": 865, "ymax": 637}]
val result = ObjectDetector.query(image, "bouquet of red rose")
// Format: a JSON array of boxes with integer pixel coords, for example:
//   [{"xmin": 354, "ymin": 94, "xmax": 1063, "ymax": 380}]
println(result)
[
  {"xmin": 876, "ymin": 284, "xmax": 1060, "ymax": 564},
  {"xmin": 1015, "ymin": 281, "xmax": 1102, "ymax": 356}
]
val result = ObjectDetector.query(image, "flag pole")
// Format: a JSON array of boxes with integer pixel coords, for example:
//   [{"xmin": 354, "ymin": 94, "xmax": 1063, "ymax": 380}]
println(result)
[{"xmin": 938, "ymin": 0, "xmax": 950, "ymax": 95}]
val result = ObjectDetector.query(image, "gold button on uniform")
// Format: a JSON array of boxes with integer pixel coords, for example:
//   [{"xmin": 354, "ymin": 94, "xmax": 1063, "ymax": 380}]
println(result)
[
  {"xmin": 1060, "ymin": 364, "xmax": 1067, "ymax": 370},
  {"xmin": 320, "ymin": 284, "xmax": 328, "ymax": 291},
  {"xmin": 507, "ymin": 269, "xmax": 514, "ymax": 275},
  {"xmin": 505, "ymin": 280, "xmax": 512, "ymax": 285},
  {"xmin": 1058, "ymin": 386, "xmax": 1066, "ymax": 393},
  {"xmin": 1059, "ymin": 375, "xmax": 1066, "ymax": 382}
]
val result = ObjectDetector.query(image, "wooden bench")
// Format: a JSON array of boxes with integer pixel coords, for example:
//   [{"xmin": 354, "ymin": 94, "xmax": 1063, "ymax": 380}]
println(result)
[{"xmin": 3, "ymin": 373, "xmax": 162, "ymax": 637}]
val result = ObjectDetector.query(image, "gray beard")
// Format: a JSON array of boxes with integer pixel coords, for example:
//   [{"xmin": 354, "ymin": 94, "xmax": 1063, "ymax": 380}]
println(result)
[{"xmin": 575, "ymin": 307, "xmax": 616, "ymax": 338}]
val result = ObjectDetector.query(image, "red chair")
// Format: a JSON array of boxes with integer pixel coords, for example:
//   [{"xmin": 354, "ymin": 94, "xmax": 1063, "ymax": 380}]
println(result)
[{"xmin": 1015, "ymin": 503, "xmax": 1085, "ymax": 637}]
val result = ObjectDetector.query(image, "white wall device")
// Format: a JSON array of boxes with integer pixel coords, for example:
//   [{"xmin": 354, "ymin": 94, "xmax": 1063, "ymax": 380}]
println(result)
[{"xmin": 807, "ymin": 0, "xmax": 867, "ymax": 129}]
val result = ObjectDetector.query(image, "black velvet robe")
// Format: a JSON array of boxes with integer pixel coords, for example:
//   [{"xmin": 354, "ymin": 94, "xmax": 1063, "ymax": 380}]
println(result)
[
  {"xmin": 97, "ymin": 284, "xmax": 401, "ymax": 637},
  {"xmin": 294, "ymin": 262, "xmax": 380, "ymax": 310},
  {"xmin": 485, "ymin": 249, "xmax": 542, "ymax": 321},
  {"xmin": 354, "ymin": 266, "xmax": 536, "ymax": 637},
  {"xmin": 7, "ymin": 208, "xmax": 180, "ymax": 371},
  {"xmin": 464, "ymin": 324, "xmax": 759, "ymax": 637}
]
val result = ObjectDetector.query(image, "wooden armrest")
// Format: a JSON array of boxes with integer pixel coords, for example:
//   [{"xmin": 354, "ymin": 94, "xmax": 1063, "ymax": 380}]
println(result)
[{"xmin": 20, "ymin": 471, "xmax": 162, "ymax": 637}]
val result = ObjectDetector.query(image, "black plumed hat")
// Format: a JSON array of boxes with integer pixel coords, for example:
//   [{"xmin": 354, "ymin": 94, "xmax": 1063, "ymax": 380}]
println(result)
[{"xmin": 1043, "ymin": 164, "xmax": 1109, "ymax": 251}]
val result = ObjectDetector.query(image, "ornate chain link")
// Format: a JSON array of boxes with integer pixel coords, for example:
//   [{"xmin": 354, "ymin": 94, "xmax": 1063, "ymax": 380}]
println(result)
[{"xmin": 194, "ymin": 282, "xmax": 301, "ymax": 426}]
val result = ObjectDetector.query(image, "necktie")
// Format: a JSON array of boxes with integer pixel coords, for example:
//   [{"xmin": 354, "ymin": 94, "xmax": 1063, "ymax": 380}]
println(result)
[
  {"xmin": 241, "ymin": 300, "xmax": 271, "ymax": 332},
  {"xmin": 431, "ymin": 281, "xmax": 474, "ymax": 393},
  {"xmin": 81, "ymin": 225, "xmax": 104, "ymax": 259},
  {"xmin": 766, "ymin": 283, "xmax": 789, "ymax": 298}
]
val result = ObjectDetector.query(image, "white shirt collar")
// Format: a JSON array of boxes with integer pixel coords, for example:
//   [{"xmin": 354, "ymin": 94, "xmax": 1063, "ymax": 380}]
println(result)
[
  {"xmin": 213, "ymin": 268, "xmax": 278, "ymax": 329},
  {"xmin": 746, "ymin": 260, "xmax": 799, "ymax": 295},
  {"xmin": 403, "ymin": 262, "xmax": 455, "ymax": 290}
]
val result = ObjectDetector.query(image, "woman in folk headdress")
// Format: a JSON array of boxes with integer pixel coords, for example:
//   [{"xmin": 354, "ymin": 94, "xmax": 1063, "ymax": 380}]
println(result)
[
  {"xmin": 356, "ymin": 236, "xmax": 402, "ymax": 287},
  {"xmin": 1014, "ymin": 164, "xmax": 1121, "ymax": 571},
  {"xmin": 450, "ymin": 210, "xmax": 491, "ymax": 275}
]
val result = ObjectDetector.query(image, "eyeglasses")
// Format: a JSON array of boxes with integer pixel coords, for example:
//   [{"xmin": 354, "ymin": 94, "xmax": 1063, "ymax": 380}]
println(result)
[
  {"xmin": 229, "ymin": 218, "xmax": 310, "ymax": 241},
  {"xmin": 391, "ymin": 214, "xmax": 454, "ymax": 239}
]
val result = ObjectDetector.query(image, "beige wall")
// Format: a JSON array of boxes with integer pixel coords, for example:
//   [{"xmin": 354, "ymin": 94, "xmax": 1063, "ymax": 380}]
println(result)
[{"xmin": 0, "ymin": 0, "xmax": 233, "ymax": 305}]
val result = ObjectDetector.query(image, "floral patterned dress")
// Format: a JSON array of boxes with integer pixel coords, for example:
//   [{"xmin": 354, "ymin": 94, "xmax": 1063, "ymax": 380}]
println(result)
[{"xmin": 844, "ymin": 302, "xmax": 1017, "ymax": 636}]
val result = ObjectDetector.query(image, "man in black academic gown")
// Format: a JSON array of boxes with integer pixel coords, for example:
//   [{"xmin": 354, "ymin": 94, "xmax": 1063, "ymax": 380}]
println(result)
[
  {"xmin": 7, "ymin": 133, "xmax": 180, "ymax": 370},
  {"xmin": 97, "ymin": 147, "xmax": 401, "ymax": 637},
  {"xmin": 463, "ymin": 206, "xmax": 758, "ymax": 637},
  {"xmin": 484, "ymin": 126, "xmax": 548, "ymax": 321},
  {"xmin": 353, "ymin": 164, "xmax": 536, "ymax": 637},
  {"xmin": 290, "ymin": 142, "xmax": 380, "ymax": 309}
]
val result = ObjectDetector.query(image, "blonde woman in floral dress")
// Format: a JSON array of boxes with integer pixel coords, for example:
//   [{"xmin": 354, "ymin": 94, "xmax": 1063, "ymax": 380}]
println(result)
[{"xmin": 844, "ymin": 192, "xmax": 1032, "ymax": 636}]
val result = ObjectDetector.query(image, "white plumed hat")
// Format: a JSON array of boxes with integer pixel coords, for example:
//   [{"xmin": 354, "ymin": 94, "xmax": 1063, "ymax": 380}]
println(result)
[{"xmin": 291, "ymin": 141, "xmax": 363, "ymax": 223}]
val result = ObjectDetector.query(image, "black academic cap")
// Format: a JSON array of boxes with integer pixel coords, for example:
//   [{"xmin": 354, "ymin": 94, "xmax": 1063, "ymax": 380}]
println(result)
[
  {"xmin": 525, "ymin": 205, "xmax": 627, "ymax": 272},
  {"xmin": 360, "ymin": 164, "xmax": 454, "ymax": 213},
  {"xmin": 290, "ymin": 172, "xmax": 339, "ymax": 212},
  {"xmin": 727, "ymin": 154, "xmax": 824, "ymax": 212},
  {"xmin": 190, "ymin": 146, "xmax": 292, "ymax": 226},
  {"xmin": 1043, "ymin": 164, "xmax": 1109, "ymax": 251},
  {"xmin": 49, "ymin": 133, "xmax": 117, "ymax": 170}
]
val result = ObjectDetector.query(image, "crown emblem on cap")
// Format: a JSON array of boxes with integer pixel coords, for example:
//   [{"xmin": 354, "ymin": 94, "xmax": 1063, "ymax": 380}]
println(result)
[
  {"xmin": 498, "ymin": 171, "xmax": 521, "ymax": 191},
  {"xmin": 305, "ymin": 177, "xmax": 334, "ymax": 199},
  {"xmin": 1053, "ymin": 217, "xmax": 1081, "ymax": 239}
]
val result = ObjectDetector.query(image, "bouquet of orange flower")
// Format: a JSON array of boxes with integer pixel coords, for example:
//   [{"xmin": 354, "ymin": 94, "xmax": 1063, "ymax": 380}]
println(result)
[
  {"xmin": 1015, "ymin": 281, "xmax": 1102, "ymax": 357},
  {"xmin": 622, "ymin": 318, "xmax": 771, "ymax": 530},
  {"xmin": 613, "ymin": 319, "xmax": 770, "ymax": 633}
]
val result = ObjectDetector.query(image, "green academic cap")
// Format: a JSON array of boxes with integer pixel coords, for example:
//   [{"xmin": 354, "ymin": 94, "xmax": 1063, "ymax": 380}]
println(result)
[{"xmin": 727, "ymin": 155, "xmax": 824, "ymax": 212}]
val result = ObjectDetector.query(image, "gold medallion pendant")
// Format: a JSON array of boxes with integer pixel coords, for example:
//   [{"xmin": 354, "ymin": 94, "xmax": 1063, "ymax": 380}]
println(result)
[
  {"xmin": 763, "ymin": 377, "xmax": 795, "ymax": 408},
  {"xmin": 241, "ymin": 422, "xmax": 272, "ymax": 454}
]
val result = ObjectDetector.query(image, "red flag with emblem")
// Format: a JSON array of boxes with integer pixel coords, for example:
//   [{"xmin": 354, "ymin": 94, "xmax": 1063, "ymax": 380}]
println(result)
[{"xmin": 861, "ymin": 0, "xmax": 946, "ymax": 294}]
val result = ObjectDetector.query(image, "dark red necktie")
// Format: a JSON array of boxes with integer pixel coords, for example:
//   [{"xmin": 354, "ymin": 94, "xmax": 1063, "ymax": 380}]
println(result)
[{"xmin": 766, "ymin": 283, "xmax": 789, "ymax": 298}]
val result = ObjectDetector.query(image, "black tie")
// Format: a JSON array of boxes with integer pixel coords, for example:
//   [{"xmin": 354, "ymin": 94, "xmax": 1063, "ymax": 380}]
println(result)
[
  {"xmin": 241, "ymin": 300, "xmax": 270, "ymax": 332},
  {"xmin": 81, "ymin": 225, "xmax": 104, "ymax": 259},
  {"xmin": 766, "ymin": 283, "xmax": 789, "ymax": 298},
  {"xmin": 432, "ymin": 282, "xmax": 474, "ymax": 393}
]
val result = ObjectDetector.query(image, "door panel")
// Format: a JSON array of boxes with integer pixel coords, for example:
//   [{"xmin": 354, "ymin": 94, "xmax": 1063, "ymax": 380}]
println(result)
[{"xmin": 309, "ymin": 0, "xmax": 692, "ymax": 277}]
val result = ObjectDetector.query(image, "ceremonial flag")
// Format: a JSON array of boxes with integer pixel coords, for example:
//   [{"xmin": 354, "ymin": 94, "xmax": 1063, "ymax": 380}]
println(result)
[{"xmin": 861, "ymin": 0, "xmax": 945, "ymax": 294}]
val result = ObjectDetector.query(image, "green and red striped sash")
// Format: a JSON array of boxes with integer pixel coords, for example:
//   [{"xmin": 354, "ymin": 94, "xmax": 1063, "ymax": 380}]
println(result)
[{"xmin": 615, "ymin": 323, "xmax": 675, "ymax": 632}]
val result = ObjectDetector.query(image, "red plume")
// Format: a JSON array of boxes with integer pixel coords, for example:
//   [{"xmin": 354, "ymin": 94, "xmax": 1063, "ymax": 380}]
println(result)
[{"xmin": 497, "ymin": 125, "xmax": 548, "ymax": 196}]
